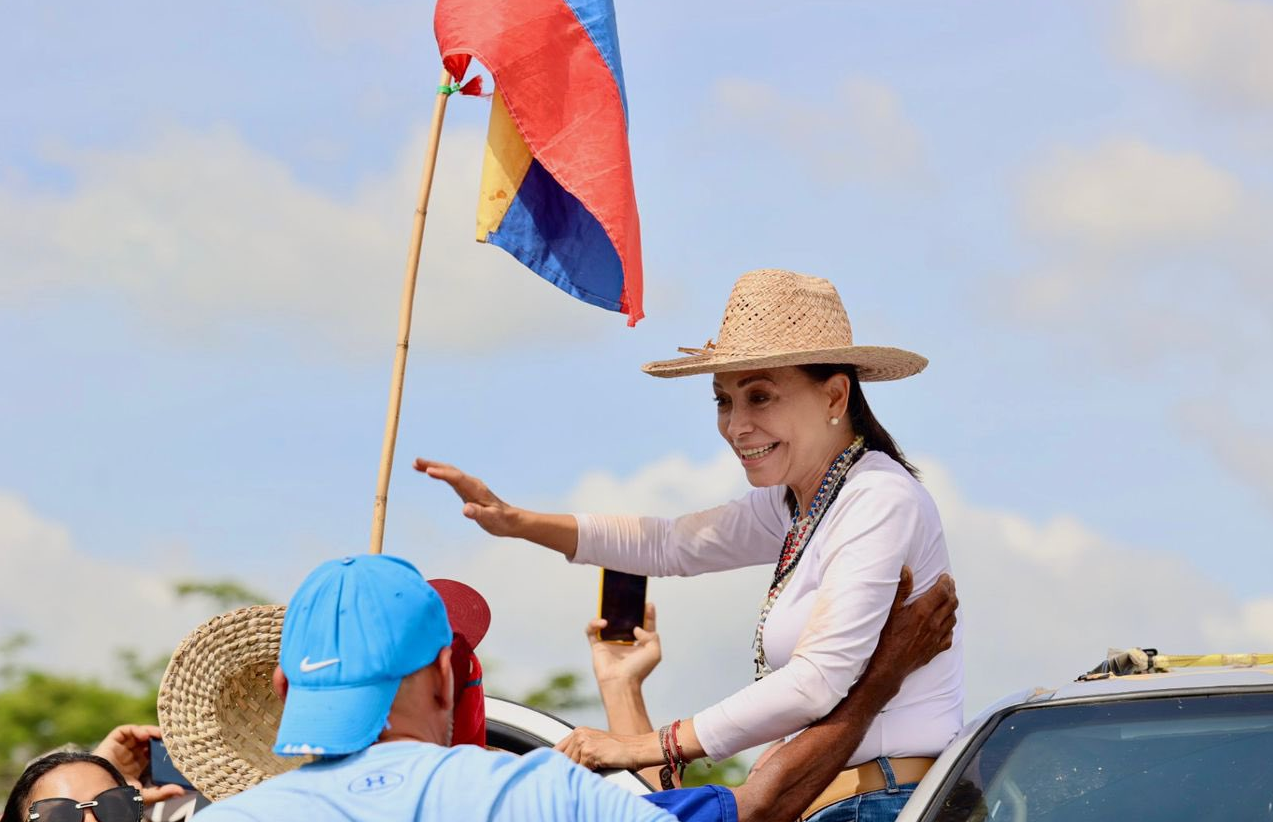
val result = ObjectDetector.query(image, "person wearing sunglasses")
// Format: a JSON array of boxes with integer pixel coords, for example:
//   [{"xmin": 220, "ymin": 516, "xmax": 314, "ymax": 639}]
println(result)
[{"xmin": 1, "ymin": 751, "xmax": 142, "ymax": 822}]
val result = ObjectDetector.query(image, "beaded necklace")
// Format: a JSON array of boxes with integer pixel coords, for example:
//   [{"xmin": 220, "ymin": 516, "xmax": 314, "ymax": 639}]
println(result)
[{"xmin": 753, "ymin": 436, "xmax": 866, "ymax": 679}]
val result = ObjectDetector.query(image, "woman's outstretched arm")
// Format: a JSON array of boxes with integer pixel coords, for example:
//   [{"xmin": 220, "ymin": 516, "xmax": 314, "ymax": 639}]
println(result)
[
  {"xmin": 416, "ymin": 457, "xmax": 785, "ymax": 575},
  {"xmin": 415, "ymin": 459, "xmax": 580, "ymax": 559}
]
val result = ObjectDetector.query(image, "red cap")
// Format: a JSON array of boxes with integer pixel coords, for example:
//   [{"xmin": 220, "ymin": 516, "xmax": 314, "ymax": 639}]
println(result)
[
  {"xmin": 449, "ymin": 645, "xmax": 486, "ymax": 747},
  {"xmin": 428, "ymin": 579, "xmax": 489, "ymax": 748},
  {"xmin": 428, "ymin": 579, "xmax": 491, "ymax": 649}
]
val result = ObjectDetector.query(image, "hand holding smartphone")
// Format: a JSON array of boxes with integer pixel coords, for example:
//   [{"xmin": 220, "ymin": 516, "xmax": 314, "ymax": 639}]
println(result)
[
  {"xmin": 598, "ymin": 569, "xmax": 648, "ymax": 644},
  {"xmin": 148, "ymin": 738, "xmax": 194, "ymax": 790}
]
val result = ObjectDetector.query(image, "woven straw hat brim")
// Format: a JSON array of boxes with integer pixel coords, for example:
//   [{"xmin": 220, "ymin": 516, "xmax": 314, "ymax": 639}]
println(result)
[
  {"xmin": 158, "ymin": 605, "xmax": 305, "ymax": 802},
  {"xmin": 642, "ymin": 344, "xmax": 928, "ymax": 381}
]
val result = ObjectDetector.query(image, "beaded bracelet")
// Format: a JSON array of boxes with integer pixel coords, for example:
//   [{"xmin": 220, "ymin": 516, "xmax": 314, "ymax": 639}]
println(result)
[
  {"xmin": 657, "ymin": 725, "xmax": 677, "ymax": 790},
  {"xmin": 669, "ymin": 719, "xmax": 688, "ymax": 780}
]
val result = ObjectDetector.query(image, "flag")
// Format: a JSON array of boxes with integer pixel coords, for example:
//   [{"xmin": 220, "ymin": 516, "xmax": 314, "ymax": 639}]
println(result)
[{"xmin": 435, "ymin": 0, "xmax": 644, "ymax": 325}]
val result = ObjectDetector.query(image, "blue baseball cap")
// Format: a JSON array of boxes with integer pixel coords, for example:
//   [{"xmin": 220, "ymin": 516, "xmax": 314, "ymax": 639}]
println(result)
[{"xmin": 274, "ymin": 555, "xmax": 453, "ymax": 756}]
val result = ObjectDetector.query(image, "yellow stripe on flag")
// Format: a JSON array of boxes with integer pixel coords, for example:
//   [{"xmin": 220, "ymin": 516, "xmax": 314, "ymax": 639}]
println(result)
[{"xmin": 476, "ymin": 90, "xmax": 534, "ymax": 243}]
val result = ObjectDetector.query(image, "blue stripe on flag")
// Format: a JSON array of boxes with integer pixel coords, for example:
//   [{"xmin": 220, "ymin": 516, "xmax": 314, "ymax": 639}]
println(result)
[{"xmin": 488, "ymin": 159, "xmax": 625, "ymax": 311}]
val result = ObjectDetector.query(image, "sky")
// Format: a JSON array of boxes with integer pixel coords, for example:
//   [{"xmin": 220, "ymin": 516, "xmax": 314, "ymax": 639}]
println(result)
[{"xmin": 3, "ymin": 0, "xmax": 1273, "ymax": 747}]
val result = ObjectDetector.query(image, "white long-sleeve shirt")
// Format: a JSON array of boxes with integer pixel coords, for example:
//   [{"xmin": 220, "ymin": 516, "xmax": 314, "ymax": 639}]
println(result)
[{"xmin": 572, "ymin": 450, "xmax": 964, "ymax": 763}]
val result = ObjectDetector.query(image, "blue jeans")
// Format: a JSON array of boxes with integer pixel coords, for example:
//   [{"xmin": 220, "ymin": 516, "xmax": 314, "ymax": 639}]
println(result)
[{"xmin": 805, "ymin": 758, "xmax": 917, "ymax": 822}]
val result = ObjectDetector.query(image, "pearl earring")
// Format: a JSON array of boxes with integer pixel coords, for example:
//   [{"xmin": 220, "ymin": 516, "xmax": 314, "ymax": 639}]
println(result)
[{"xmin": 829, "ymin": 417, "xmax": 840, "ymax": 426}]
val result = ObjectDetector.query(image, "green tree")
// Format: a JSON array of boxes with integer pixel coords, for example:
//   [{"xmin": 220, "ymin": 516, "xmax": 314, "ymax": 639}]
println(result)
[
  {"xmin": 682, "ymin": 755, "xmax": 748, "ymax": 788},
  {"xmin": 0, "ymin": 577, "xmax": 270, "ymax": 802},
  {"xmin": 0, "ymin": 637, "xmax": 157, "ymax": 801},
  {"xmin": 515, "ymin": 671, "xmax": 600, "ymax": 713},
  {"xmin": 173, "ymin": 579, "xmax": 270, "ymax": 610}
]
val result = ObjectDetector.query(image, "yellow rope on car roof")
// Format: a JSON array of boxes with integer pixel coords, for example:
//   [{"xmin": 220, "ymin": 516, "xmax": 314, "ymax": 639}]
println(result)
[{"xmin": 1152, "ymin": 653, "xmax": 1273, "ymax": 670}]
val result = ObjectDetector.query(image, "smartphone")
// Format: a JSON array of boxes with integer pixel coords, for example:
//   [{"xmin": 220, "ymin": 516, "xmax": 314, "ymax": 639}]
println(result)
[
  {"xmin": 598, "ymin": 569, "xmax": 647, "ymax": 644},
  {"xmin": 148, "ymin": 738, "xmax": 194, "ymax": 790}
]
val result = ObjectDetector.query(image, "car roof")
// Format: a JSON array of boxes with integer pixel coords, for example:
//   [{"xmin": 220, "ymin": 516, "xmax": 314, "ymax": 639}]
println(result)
[
  {"xmin": 960, "ymin": 664, "xmax": 1273, "ymax": 733},
  {"xmin": 1016, "ymin": 664, "xmax": 1273, "ymax": 706}
]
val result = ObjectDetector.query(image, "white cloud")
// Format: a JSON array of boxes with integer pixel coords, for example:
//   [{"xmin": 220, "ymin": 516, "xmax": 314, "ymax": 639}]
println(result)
[
  {"xmin": 279, "ymin": 0, "xmax": 431, "ymax": 56},
  {"xmin": 1120, "ymin": 0, "xmax": 1273, "ymax": 109},
  {"xmin": 1021, "ymin": 138, "xmax": 1243, "ymax": 249},
  {"xmin": 711, "ymin": 76, "xmax": 928, "ymax": 188},
  {"xmin": 924, "ymin": 459, "xmax": 1273, "ymax": 712},
  {"xmin": 1002, "ymin": 134, "xmax": 1273, "ymax": 501},
  {"xmin": 0, "ymin": 125, "xmax": 610, "ymax": 362},
  {"xmin": 0, "ymin": 492, "xmax": 213, "ymax": 683},
  {"xmin": 567, "ymin": 449, "xmax": 749, "ymax": 514},
  {"xmin": 1177, "ymin": 399, "xmax": 1273, "ymax": 509},
  {"xmin": 1000, "ymin": 136, "xmax": 1272, "ymax": 367}
]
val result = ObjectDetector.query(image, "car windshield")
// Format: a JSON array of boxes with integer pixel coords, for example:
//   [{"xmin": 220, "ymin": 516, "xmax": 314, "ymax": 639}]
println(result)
[{"xmin": 926, "ymin": 692, "xmax": 1273, "ymax": 822}]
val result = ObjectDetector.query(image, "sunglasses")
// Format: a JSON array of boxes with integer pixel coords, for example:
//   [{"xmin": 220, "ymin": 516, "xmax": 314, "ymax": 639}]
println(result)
[{"xmin": 27, "ymin": 785, "xmax": 142, "ymax": 822}]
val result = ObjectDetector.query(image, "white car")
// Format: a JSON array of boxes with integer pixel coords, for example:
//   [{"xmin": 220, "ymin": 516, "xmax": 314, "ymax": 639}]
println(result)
[
  {"xmin": 896, "ymin": 652, "xmax": 1273, "ymax": 822},
  {"xmin": 484, "ymin": 696, "xmax": 653, "ymax": 796}
]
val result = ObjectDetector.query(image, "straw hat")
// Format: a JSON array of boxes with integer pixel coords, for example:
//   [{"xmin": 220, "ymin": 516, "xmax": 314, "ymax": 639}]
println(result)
[
  {"xmin": 157, "ymin": 579, "xmax": 492, "ymax": 801},
  {"xmin": 642, "ymin": 269, "xmax": 927, "ymax": 380},
  {"xmin": 157, "ymin": 605, "xmax": 303, "ymax": 802}
]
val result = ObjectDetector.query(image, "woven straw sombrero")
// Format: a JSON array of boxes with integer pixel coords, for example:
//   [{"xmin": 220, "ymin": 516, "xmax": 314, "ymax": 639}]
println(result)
[
  {"xmin": 642, "ymin": 269, "xmax": 927, "ymax": 380},
  {"xmin": 157, "ymin": 605, "xmax": 303, "ymax": 802}
]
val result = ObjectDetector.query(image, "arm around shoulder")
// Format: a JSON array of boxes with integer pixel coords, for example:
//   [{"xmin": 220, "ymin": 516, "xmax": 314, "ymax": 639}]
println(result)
[{"xmin": 691, "ymin": 490, "xmax": 922, "ymax": 760}]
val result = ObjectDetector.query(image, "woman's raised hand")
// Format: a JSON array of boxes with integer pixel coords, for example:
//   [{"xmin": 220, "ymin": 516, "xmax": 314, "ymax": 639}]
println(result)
[
  {"xmin": 415, "ymin": 458, "xmax": 581, "ymax": 558},
  {"xmin": 414, "ymin": 460, "xmax": 521, "ymax": 537}
]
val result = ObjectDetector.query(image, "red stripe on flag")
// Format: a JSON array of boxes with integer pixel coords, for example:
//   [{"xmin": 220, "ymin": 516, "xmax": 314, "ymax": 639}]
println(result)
[{"xmin": 435, "ymin": 0, "xmax": 643, "ymax": 324}]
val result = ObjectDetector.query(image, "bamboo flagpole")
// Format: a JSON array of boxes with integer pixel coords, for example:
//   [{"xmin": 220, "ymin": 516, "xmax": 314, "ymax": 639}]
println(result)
[{"xmin": 369, "ymin": 67, "xmax": 454, "ymax": 555}]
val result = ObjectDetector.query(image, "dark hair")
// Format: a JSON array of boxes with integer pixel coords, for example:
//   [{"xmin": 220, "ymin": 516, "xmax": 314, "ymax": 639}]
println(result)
[
  {"xmin": 2, "ymin": 752, "xmax": 128, "ymax": 822},
  {"xmin": 798, "ymin": 363, "xmax": 921, "ymax": 480}
]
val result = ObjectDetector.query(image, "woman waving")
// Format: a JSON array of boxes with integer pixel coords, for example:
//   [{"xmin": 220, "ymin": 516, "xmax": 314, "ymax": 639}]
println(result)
[{"xmin": 419, "ymin": 269, "xmax": 963, "ymax": 822}]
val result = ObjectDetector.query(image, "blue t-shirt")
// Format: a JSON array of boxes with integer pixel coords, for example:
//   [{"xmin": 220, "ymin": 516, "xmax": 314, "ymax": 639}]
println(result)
[{"xmin": 195, "ymin": 742, "xmax": 676, "ymax": 822}]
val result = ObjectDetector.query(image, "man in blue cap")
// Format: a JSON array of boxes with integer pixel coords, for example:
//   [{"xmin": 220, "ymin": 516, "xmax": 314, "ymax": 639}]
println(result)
[{"xmin": 197, "ymin": 554, "xmax": 677, "ymax": 821}]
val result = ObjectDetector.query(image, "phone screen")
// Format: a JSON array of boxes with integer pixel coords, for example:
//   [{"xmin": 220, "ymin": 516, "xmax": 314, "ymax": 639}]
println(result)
[
  {"xmin": 148, "ymin": 738, "xmax": 194, "ymax": 790},
  {"xmin": 598, "ymin": 569, "xmax": 647, "ymax": 643}
]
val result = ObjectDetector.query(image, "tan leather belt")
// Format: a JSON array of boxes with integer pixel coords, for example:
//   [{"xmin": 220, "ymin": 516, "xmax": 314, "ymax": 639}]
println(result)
[{"xmin": 800, "ymin": 757, "xmax": 935, "ymax": 820}]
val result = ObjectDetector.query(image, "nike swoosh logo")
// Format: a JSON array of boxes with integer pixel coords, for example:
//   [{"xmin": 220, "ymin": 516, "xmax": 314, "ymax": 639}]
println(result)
[{"xmin": 299, "ymin": 656, "xmax": 340, "ymax": 673}]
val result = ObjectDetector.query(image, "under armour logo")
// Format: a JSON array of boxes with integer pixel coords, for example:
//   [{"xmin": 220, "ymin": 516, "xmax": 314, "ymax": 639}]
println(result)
[{"xmin": 349, "ymin": 771, "xmax": 404, "ymax": 794}]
